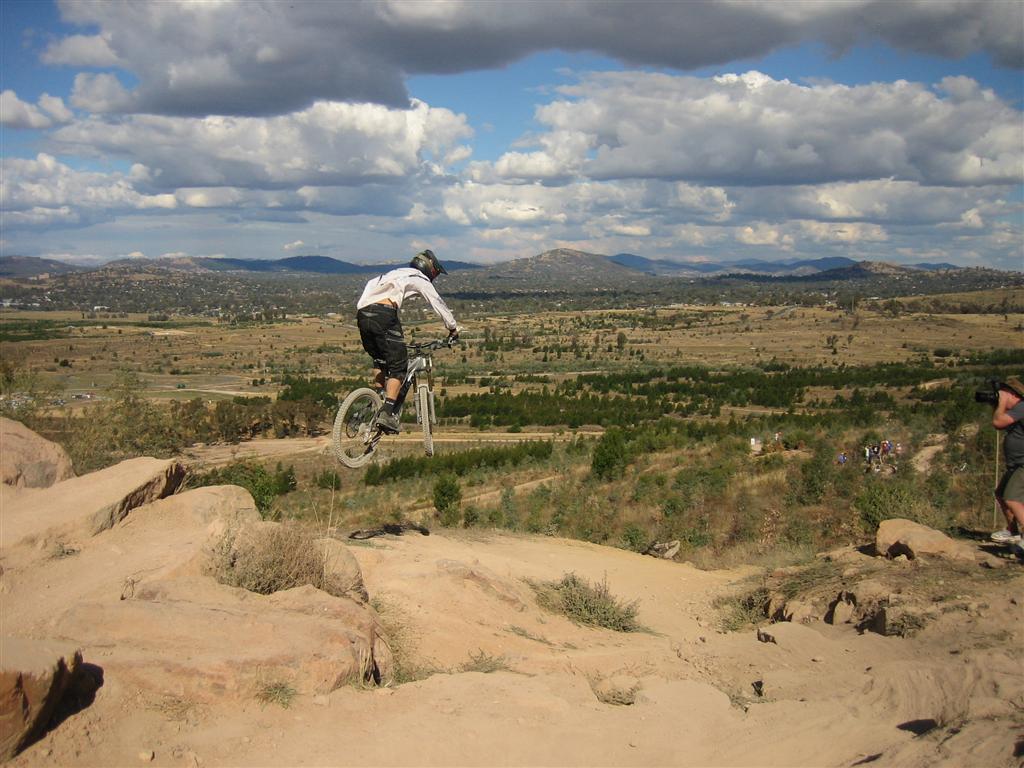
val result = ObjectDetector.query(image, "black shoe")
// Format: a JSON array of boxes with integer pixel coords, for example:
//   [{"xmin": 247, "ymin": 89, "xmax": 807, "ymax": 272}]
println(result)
[{"xmin": 376, "ymin": 409, "xmax": 401, "ymax": 434}]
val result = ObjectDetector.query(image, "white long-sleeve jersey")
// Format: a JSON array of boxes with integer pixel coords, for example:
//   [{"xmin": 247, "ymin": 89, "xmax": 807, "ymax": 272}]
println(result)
[{"xmin": 356, "ymin": 267, "xmax": 458, "ymax": 332}]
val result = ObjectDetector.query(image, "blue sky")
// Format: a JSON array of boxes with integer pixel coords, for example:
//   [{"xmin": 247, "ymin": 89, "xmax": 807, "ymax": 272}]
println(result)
[{"xmin": 1, "ymin": 0, "xmax": 1022, "ymax": 270}]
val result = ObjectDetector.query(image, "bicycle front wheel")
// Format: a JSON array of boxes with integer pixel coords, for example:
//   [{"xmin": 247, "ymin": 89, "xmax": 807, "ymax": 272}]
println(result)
[
  {"xmin": 332, "ymin": 388, "xmax": 383, "ymax": 468},
  {"xmin": 416, "ymin": 384, "xmax": 433, "ymax": 457}
]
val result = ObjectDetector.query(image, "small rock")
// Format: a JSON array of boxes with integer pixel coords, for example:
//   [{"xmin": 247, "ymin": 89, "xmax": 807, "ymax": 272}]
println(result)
[
  {"xmin": 751, "ymin": 680, "xmax": 764, "ymax": 697},
  {"xmin": 756, "ymin": 627, "xmax": 777, "ymax": 644},
  {"xmin": 811, "ymin": 656, "xmax": 824, "ymax": 663},
  {"xmin": 829, "ymin": 599, "xmax": 856, "ymax": 625},
  {"xmin": 138, "ymin": 750, "xmax": 155, "ymax": 762},
  {"xmin": 980, "ymin": 556, "xmax": 1006, "ymax": 569},
  {"xmin": 893, "ymin": 554, "xmax": 908, "ymax": 563},
  {"xmin": 783, "ymin": 599, "xmax": 817, "ymax": 624}
]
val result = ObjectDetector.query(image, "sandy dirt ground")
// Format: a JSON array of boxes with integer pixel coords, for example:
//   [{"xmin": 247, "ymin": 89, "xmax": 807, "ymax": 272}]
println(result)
[
  {"xmin": 3, "ymin": 431, "xmax": 1022, "ymax": 768},
  {"xmin": 5, "ymin": 514, "xmax": 1023, "ymax": 767}
]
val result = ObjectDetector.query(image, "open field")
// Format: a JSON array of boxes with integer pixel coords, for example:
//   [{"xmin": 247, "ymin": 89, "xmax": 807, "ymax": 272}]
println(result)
[{"xmin": 3, "ymin": 289, "xmax": 1021, "ymax": 406}]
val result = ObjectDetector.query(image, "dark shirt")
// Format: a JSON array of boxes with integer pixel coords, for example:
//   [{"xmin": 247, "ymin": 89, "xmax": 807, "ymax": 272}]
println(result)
[{"xmin": 1003, "ymin": 401, "xmax": 1024, "ymax": 467}]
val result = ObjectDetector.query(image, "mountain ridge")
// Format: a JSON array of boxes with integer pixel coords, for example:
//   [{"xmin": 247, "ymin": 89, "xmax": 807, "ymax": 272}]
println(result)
[{"xmin": 0, "ymin": 251, "xmax": 985, "ymax": 281}]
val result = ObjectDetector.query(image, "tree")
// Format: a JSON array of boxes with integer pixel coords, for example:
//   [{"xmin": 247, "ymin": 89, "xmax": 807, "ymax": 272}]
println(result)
[
  {"xmin": 433, "ymin": 473, "xmax": 462, "ymax": 527},
  {"xmin": 592, "ymin": 427, "xmax": 629, "ymax": 480}
]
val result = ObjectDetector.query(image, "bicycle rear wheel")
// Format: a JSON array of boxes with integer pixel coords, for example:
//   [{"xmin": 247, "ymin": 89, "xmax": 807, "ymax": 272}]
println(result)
[
  {"xmin": 416, "ymin": 384, "xmax": 433, "ymax": 457},
  {"xmin": 332, "ymin": 388, "xmax": 383, "ymax": 468}
]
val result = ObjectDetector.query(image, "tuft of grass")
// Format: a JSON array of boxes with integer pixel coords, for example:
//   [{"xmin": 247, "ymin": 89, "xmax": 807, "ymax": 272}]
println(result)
[
  {"xmin": 254, "ymin": 678, "xmax": 297, "ymax": 709},
  {"xmin": 370, "ymin": 596, "xmax": 441, "ymax": 685},
  {"xmin": 713, "ymin": 585, "xmax": 771, "ymax": 632},
  {"xmin": 458, "ymin": 649, "xmax": 511, "ymax": 674},
  {"xmin": 529, "ymin": 572, "xmax": 642, "ymax": 632},
  {"xmin": 149, "ymin": 694, "xmax": 200, "ymax": 722},
  {"xmin": 507, "ymin": 625, "xmax": 554, "ymax": 646},
  {"xmin": 205, "ymin": 521, "xmax": 336, "ymax": 596},
  {"xmin": 49, "ymin": 541, "xmax": 79, "ymax": 559},
  {"xmin": 775, "ymin": 559, "xmax": 844, "ymax": 600}
]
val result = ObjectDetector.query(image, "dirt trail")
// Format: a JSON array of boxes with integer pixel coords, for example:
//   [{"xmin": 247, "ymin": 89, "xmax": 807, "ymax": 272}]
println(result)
[
  {"xmin": 409, "ymin": 470, "xmax": 580, "ymax": 517},
  {"xmin": 182, "ymin": 430, "xmax": 592, "ymax": 468},
  {"xmin": 911, "ymin": 434, "xmax": 947, "ymax": 474}
]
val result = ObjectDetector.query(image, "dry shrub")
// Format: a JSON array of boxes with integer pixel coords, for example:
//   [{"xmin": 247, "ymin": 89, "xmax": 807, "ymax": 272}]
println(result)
[
  {"xmin": 370, "ymin": 595, "xmax": 440, "ymax": 685},
  {"xmin": 458, "ymin": 649, "xmax": 511, "ymax": 674},
  {"xmin": 530, "ymin": 572, "xmax": 642, "ymax": 632},
  {"xmin": 206, "ymin": 521, "xmax": 336, "ymax": 596}
]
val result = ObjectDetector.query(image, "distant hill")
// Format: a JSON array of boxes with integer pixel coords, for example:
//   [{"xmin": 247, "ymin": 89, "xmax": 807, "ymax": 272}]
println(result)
[
  {"xmin": 0, "ymin": 251, "xmax": 976, "ymax": 283},
  {"xmin": 0, "ymin": 256, "xmax": 84, "ymax": 278},
  {"xmin": 609, "ymin": 253, "xmax": 720, "ymax": 275},
  {"xmin": 608, "ymin": 254, "xmax": 864, "ymax": 277},
  {"xmin": 728, "ymin": 257, "xmax": 858, "ymax": 274},
  {"xmin": 99, "ymin": 255, "xmax": 484, "ymax": 275},
  {"xmin": 784, "ymin": 260, "xmax": 923, "ymax": 282},
  {"xmin": 490, "ymin": 249, "xmax": 649, "ymax": 287}
]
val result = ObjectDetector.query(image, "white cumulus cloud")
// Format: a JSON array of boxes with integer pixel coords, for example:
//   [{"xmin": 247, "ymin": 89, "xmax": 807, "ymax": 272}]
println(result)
[{"xmin": 43, "ymin": 0, "xmax": 1021, "ymax": 117}]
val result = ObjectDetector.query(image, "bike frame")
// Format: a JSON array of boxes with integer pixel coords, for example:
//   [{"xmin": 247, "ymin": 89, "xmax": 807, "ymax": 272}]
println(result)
[
  {"xmin": 333, "ymin": 339, "xmax": 451, "ymax": 468},
  {"xmin": 392, "ymin": 349, "xmax": 433, "ymax": 417}
]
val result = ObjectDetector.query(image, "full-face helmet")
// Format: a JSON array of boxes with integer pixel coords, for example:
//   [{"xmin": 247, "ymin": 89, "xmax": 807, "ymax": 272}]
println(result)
[{"xmin": 410, "ymin": 249, "xmax": 447, "ymax": 281}]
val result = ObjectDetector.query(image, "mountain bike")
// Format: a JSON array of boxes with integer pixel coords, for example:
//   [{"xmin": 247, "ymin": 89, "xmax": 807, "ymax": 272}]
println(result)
[{"xmin": 332, "ymin": 339, "xmax": 454, "ymax": 468}]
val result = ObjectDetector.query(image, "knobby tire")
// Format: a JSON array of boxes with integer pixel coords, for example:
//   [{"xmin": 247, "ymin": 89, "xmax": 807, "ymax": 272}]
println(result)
[{"xmin": 333, "ymin": 388, "xmax": 383, "ymax": 468}]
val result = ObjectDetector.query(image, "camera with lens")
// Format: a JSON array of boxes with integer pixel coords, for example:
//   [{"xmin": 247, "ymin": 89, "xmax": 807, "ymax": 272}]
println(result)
[{"xmin": 974, "ymin": 378, "xmax": 1003, "ymax": 406}]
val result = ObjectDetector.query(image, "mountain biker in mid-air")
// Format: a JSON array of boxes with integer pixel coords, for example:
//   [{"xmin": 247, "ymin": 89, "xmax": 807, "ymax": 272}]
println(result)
[{"xmin": 355, "ymin": 249, "xmax": 459, "ymax": 434}]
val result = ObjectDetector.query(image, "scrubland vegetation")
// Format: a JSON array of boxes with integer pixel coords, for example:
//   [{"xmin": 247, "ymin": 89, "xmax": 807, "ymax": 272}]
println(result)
[{"xmin": 2, "ymin": 285, "xmax": 1021, "ymax": 568}]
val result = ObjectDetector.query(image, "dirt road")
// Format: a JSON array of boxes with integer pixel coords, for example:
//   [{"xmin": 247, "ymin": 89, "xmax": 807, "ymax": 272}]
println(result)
[{"xmin": 182, "ymin": 430, "xmax": 596, "ymax": 467}]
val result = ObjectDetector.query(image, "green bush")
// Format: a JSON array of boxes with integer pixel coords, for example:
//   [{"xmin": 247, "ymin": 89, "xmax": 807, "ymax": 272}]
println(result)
[
  {"xmin": 365, "ymin": 441, "xmax": 553, "ymax": 485},
  {"xmin": 592, "ymin": 428, "xmax": 629, "ymax": 480},
  {"xmin": 434, "ymin": 473, "xmax": 462, "ymax": 526},
  {"xmin": 314, "ymin": 469, "xmax": 343, "ymax": 490},
  {"xmin": 854, "ymin": 479, "xmax": 932, "ymax": 531},
  {"xmin": 621, "ymin": 524, "xmax": 647, "ymax": 552}
]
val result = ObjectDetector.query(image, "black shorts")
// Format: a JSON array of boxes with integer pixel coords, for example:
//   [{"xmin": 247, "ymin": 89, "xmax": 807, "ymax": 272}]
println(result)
[{"xmin": 357, "ymin": 305, "xmax": 407, "ymax": 379}]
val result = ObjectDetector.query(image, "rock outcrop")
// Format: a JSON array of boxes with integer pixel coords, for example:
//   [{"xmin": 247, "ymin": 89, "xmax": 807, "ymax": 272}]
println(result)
[
  {"xmin": 0, "ymin": 418, "xmax": 74, "ymax": 489},
  {"xmin": 0, "ymin": 637, "xmax": 82, "ymax": 760},
  {"xmin": 875, "ymin": 519, "xmax": 976, "ymax": 562},
  {"xmin": 1, "ymin": 457, "xmax": 186, "ymax": 547},
  {"xmin": 2, "ymin": 477, "xmax": 390, "ymax": 717}
]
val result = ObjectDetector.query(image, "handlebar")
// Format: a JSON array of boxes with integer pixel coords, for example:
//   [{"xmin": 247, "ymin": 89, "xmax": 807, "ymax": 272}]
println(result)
[{"xmin": 406, "ymin": 338, "xmax": 459, "ymax": 352}]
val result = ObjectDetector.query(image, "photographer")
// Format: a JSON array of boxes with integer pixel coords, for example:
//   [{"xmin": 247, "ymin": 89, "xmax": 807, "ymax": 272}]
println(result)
[{"xmin": 984, "ymin": 376, "xmax": 1024, "ymax": 551}]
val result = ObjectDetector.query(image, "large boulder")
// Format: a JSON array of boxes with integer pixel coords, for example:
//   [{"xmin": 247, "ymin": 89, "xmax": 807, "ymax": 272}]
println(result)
[
  {"xmin": 2, "ymin": 485, "xmax": 261, "ymax": 630},
  {"xmin": 318, "ymin": 537, "xmax": 369, "ymax": 602},
  {"xmin": 875, "ymin": 519, "xmax": 976, "ymax": 562},
  {"xmin": 0, "ymin": 418, "xmax": 74, "ymax": 489},
  {"xmin": 56, "ymin": 577, "xmax": 393, "ymax": 698},
  {"xmin": 0, "ymin": 637, "xmax": 81, "ymax": 760},
  {"xmin": 0, "ymin": 457, "xmax": 186, "ymax": 547}
]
